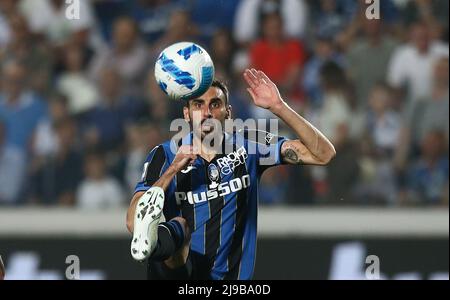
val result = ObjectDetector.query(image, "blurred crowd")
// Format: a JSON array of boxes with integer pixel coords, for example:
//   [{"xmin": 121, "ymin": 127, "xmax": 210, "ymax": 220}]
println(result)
[{"xmin": 0, "ymin": 0, "xmax": 448, "ymax": 209}]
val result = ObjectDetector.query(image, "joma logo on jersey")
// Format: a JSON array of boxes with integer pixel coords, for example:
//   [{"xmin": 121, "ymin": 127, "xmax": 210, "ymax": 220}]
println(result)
[
  {"xmin": 175, "ymin": 175, "xmax": 250, "ymax": 205},
  {"xmin": 217, "ymin": 146, "xmax": 248, "ymax": 176}
]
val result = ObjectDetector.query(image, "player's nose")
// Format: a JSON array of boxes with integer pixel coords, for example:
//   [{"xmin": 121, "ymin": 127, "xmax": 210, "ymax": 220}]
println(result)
[{"xmin": 202, "ymin": 105, "xmax": 212, "ymax": 118}]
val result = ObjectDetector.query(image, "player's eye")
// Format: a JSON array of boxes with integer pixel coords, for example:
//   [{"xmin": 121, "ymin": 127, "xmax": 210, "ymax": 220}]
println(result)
[
  {"xmin": 193, "ymin": 102, "xmax": 202, "ymax": 109},
  {"xmin": 211, "ymin": 102, "xmax": 221, "ymax": 109}
]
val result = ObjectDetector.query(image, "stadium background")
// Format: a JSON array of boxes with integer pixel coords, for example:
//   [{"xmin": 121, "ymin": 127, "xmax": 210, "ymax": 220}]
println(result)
[{"xmin": 0, "ymin": 0, "xmax": 448, "ymax": 280}]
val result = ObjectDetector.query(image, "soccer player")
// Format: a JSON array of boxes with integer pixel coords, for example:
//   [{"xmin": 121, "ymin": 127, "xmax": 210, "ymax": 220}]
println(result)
[{"xmin": 126, "ymin": 69, "xmax": 335, "ymax": 280}]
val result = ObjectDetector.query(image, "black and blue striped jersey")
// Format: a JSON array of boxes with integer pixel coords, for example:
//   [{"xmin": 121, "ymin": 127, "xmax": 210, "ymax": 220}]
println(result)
[{"xmin": 134, "ymin": 130, "xmax": 287, "ymax": 280}]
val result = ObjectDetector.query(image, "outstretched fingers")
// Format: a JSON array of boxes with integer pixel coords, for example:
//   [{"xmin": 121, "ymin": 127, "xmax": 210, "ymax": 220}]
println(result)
[
  {"xmin": 257, "ymin": 70, "xmax": 272, "ymax": 85},
  {"xmin": 249, "ymin": 68, "xmax": 272, "ymax": 86},
  {"xmin": 249, "ymin": 68, "xmax": 265, "ymax": 84},
  {"xmin": 243, "ymin": 69, "xmax": 259, "ymax": 89}
]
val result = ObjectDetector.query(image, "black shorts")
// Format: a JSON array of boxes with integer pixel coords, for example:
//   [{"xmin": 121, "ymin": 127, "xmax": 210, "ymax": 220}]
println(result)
[{"xmin": 147, "ymin": 250, "xmax": 212, "ymax": 280}]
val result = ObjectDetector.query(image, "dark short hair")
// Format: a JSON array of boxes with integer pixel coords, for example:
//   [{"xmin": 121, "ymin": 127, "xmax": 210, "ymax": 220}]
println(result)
[
  {"xmin": 185, "ymin": 79, "xmax": 229, "ymax": 106},
  {"xmin": 211, "ymin": 79, "xmax": 229, "ymax": 104}
]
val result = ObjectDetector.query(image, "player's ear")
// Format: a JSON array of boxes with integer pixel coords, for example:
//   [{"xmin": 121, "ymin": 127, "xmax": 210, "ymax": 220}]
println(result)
[
  {"xmin": 183, "ymin": 105, "xmax": 190, "ymax": 122},
  {"xmin": 226, "ymin": 105, "xmax": 232, "ymax": 119}
]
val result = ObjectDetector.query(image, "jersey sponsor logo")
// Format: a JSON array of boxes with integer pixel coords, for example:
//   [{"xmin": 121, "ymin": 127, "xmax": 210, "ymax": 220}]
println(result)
[
  {"xmin": 181, "ymin": 165, "xmax": 197, "ymax": 174},
  {"xmin": 216, "ymin": 146, "xmax": 248, "ymax": 176},
  {"xmin": 175, "ymin": 174, "xmax": 250, "ymax": 205}
]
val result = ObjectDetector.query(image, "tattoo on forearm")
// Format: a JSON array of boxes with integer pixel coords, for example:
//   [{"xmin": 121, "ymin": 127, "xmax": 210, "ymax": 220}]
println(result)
[
  {"xmin": 284, "ymin": 148, "xmax": 304, "ymax": 164},
  {"xmin": 282, "ymin": 141, "xmax": 306, "ymax": 165},
  {"xmin": 284, "ymin": 149, "xmax": 298, "ymax": 163}
]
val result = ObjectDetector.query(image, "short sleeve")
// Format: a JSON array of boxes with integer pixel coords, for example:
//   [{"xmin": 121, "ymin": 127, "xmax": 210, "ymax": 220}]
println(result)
[
  {"xmin": 257, "ymin": 134, "xmax": 288, "ymax": 175},
  {"xmin": 134, "ymin": 145, "xmax": 167, "ymax": 194},
  {"xmin": 240, "ymin": 129, "xmax": 288, "ymax": 175}
]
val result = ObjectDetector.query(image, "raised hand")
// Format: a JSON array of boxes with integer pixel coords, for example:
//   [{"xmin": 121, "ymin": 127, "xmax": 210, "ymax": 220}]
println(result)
[
  {"xmin": 243, "ymin": 68, "xmax": 284, "ymax": 112},
  {"xmin": 171, "ymin": 145, "xmax": 198, "ymax": 173}
]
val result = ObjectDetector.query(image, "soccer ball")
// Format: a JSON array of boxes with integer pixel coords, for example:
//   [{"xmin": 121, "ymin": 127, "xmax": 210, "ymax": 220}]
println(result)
[{"xmin": 154, "ymin": 42, "xmax": 215, "ymax": 101}]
